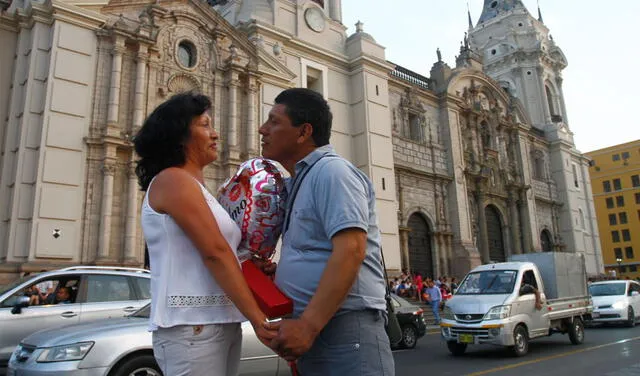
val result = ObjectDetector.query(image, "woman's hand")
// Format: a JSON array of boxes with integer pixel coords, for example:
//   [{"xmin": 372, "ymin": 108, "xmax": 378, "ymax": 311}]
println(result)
[{"xmin": 252, "ymin": 257, "xmax": 277, "ymax": 277}]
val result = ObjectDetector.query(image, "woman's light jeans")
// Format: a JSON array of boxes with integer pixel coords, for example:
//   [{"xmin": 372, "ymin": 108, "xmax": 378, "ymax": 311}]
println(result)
[{"xmin": 152, "ymin": 323, "xmax": 242, "ymax": 376}]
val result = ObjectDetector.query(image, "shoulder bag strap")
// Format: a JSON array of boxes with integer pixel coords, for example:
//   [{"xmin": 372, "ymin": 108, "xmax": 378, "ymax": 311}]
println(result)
[{"xmin": 282, "ymin": 156, "xmax": 325, "ymax": 235}]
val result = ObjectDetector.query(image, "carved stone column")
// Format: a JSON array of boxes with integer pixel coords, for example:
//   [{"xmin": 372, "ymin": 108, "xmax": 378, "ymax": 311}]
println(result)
[
  {"xmin": 124, "ymin": 163, "xmax": 138, "ymax": 263},
  {"xmin": 476, "ymin": 188, "xmax": 490, "ymax": 263},
  {"xmin": 123, "ymin": 45, "xmax": 148, "ymax": 264},
  {"xmin": 106, "ymin": 35, "xmax": 125, "ymax": 136},
  {"xmin": 519, "ymin": 189, "xmax": 534, "ymax": 253},
  {"xmin": 508, "ymin": 189, "xmax": 522, "ymax": 254},
  {"xmin": 329, "ymin": 0, "xmax": 342, "ymax": 22},
  {"xmin": 132, "ymin": 45, "xmax": 148, "ymax": 134},
  {"xmin": 225, "ymin": 69, "xmax": 241, "ymax": 160},
  {"xmin": 245, "ymin": 74, "xmax": 259, "ymax": 156},
  {"xmin": 398, "ymin": 226, "xmax": 411, "ymax": 275},
  {"xmin": 98, "ymin": 159, "xmax": 117, "ymax": 260},
  {"xmin": 435, "ymin": 233, "xmax": 444, "ymax": 277}
]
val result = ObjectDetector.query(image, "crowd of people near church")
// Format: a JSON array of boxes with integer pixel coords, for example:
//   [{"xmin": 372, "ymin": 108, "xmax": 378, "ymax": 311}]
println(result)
[{"xmin": 389, "ymin": 271, "xmax": 459, "ymax": 324}]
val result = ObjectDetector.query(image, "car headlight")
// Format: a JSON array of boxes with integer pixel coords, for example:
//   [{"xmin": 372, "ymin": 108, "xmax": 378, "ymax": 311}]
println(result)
[
  {"xmin": 484, "ymin": 305, "xmax": 511, "ymax": 320},
  {"xmin": 442, "ymin": 306, "xmax": 455, "ymax": 320},
  {"xmin": 612, "ymin": 301, "xmax": 627, "ymax": 310},
  {"xmin": 37, "ymin": 342, "xmax": 94, "ymax": 363}
]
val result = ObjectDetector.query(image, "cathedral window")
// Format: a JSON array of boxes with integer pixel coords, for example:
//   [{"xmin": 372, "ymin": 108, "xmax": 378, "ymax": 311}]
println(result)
[
  {"xmin": 571, "ymin": 163, "xmax": 579, "ymax": 189},
  {"xmin": 177, "ymin": 41, "xmax": 197, "ymax": 68},
  {"xmin": 301, "ymin": 58, "xmax": 328, "ymax": 98}
]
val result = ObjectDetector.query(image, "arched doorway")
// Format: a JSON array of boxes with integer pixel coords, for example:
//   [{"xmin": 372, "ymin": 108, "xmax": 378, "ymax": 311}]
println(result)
[
  {"xmin": 407, "ymin": 213, "xmax": 434, "ymax": 278},
  {"xmin": 485, "ymin": 205, "xmax": 506, "ymax": 262},
  {"xmin": 541, "ymin": 229, "xmax": 553, "ymax": 252}
]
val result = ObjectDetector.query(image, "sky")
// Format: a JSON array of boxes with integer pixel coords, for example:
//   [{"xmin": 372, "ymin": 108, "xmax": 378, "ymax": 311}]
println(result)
[{"xmin": 341, "ymin": 1, "xmax": 639, "ymax": 153}]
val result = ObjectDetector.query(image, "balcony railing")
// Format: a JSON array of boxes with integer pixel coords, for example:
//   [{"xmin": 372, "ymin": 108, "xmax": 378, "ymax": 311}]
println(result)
[{"xmin": 390, "ymin": 63, "xmax": 431, "ymax": 90}]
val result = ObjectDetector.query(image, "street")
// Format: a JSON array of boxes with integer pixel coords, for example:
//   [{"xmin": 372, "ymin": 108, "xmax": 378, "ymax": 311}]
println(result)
[{"xmin": 396, "ymin": 324, "xmax": 640, "ymax": 375}]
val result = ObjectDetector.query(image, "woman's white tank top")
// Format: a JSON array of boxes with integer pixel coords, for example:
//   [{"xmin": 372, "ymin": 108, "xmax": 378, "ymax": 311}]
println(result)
[{"xmin": 141, "ymin": 178, "xmax": 244, "ymax": 330}]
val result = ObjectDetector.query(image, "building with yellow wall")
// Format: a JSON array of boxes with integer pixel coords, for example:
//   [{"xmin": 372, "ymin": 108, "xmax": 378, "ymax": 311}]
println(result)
[{"xmin": 586, "ymin": 140, "xmax": 640, "ymax": 279}]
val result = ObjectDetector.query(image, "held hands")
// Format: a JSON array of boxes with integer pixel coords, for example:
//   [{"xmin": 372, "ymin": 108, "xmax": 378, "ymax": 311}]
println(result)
[
  {"xmin": 251, "ymin": 257, "xmax": 277, "ymax": 277},
  {"xmin": 251, "ymin": 317, "xmax": 280, "ymax": 348},
  {"xmin": 264, "ymin": 317, "xmax": 319, "ymax": 361}
]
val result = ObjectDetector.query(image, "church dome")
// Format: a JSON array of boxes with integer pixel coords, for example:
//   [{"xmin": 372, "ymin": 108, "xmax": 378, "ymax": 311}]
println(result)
[
  {"xmin": 478, "ymin": 0, "xmax": 528, "ymax": 23},
  {"xmin": 346, "ymin": 20, "xmax": 377, "ymax": 43}
]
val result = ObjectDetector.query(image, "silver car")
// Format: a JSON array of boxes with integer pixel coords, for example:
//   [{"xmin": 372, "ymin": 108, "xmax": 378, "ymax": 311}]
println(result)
[
  {"xmin": 0, "ymin": 266, "xmax": 151, "ymax": 370},
  {"xmin": 8, "ymin": 304, "xmax": 289, "ymax": 375}
]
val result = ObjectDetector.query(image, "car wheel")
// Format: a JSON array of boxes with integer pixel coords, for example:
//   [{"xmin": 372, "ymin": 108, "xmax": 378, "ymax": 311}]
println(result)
[
  {"xmin": 568, "ymin": 317, "xmax": 584, "ymax": 345},
  {"xmin": 626, "ymin": 307, "xmax": 635, "ymax": 328},
  {"xmin": 401, "ymin": 325, "xmax": 417, "ymax": 349},
  {"xmin": 510, "ymin": 325, "xmax": 529, "ymax": 357},
  {"xmin": 109, "ymin": 354, "xmax": 162, "ymax": 376},
  {"xmin": 447, "ymin": 341, "xmax": 467, "ymax": 356}
]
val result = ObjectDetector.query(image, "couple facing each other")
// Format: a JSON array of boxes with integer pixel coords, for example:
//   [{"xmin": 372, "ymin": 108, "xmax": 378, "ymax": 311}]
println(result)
[{"xmin": 135, "ymin": 88, "xmax": 395, "ymax": 376}]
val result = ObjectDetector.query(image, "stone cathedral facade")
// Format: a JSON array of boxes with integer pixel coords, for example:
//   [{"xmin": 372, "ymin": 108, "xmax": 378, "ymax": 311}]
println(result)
[{"xmin": 0, "ymin": 0, "xmax": 602, "ymax": 283}]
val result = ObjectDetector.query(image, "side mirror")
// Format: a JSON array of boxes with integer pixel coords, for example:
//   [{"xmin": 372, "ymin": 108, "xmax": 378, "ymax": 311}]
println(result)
[{"xmin": 11, "ymin": 296, "xmax": 30, "ymax": 314}]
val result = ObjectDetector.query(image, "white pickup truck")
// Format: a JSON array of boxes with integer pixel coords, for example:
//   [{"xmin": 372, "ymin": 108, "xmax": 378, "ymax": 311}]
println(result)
[{"xmin": 440, "ymin": 252, "xmax": 593, "ymax": 357}]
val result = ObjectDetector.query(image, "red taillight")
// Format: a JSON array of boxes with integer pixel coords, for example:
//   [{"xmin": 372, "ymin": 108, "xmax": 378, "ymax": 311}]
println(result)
[{"xmin": 413, "ymin": 309, "xmax": 423, "ymax": 316}]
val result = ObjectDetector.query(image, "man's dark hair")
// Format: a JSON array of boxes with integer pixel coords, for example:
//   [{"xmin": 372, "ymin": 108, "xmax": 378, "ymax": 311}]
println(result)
[
  {"xmin": 133, "ymin": 92, "xmax": 211, "ymax": 191},
  {"xmin": 274, "ymin": 88, "xmax": 332, "ymax": 147}
]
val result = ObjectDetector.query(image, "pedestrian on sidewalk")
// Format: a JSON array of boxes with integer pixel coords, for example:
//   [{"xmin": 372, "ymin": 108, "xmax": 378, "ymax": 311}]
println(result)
[{"xmin": 424, "ymin": 280, "xmax": 442, "ymax": 325}]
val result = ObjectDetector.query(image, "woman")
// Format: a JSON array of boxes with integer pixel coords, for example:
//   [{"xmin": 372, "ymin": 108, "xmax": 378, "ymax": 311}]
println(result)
[{"xmin": 134, "ymin": 92, "xmax": 275, "ymax": 376}]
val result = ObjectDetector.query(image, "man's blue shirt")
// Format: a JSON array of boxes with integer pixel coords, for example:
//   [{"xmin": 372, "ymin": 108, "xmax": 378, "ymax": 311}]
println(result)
[{"xmin": 274, "ymin": 145, "xmax": 386, "ymax": 317}]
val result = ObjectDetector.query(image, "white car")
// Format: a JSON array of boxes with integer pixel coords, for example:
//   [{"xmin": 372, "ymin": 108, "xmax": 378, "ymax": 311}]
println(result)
[
  {"xmin": 8, "ymin": 304, "xmax": 288, "ymax": 376},
  {"xmin": 588, "ymin": 280, "xmax": 640, "ymax": 327},
  {"xmin": 0, "ymin": 266, "xmax": 151, "ymax": 371}
]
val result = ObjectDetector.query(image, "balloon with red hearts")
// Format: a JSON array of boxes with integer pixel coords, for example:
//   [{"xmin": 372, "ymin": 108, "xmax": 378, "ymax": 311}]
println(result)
[{"xmin": 217, "ymin": 158, "xmax": 286, "ymax": 261}]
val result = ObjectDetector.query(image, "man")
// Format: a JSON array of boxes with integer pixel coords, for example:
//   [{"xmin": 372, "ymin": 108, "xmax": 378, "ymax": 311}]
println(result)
[
  {"xmin": 54, "ymin": 286, "xmax": 72, "ymax": 304},
  {"xmin": 519, "ymin": 278, "xmax": 543, "ymax": 310},
  {"xmin": 423, "ymin": 280, "xmax": 442, "ymax": 324},
  {"xmin": 260, "ymin": 88, "xmax": 394, "ymax": 375}
]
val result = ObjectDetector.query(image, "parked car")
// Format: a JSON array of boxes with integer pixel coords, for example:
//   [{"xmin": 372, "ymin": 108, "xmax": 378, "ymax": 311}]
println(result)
[
  {"xmin": 389, "ymin": 294, "xmax": 427, "ymax": 349},
  {"xmin": 8, "ymin": 303, "xmax": 289, "ymax": 376},
  {"xmin": 0, "ymin": 266, "xmax": 151, "ymax": 369},
  {"xmin": 588, "ymin": 280, "xmax": 640, "ymax": 327}
]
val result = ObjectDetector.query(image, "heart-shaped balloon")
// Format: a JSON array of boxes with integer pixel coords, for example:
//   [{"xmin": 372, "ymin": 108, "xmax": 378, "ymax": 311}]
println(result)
[{"xmin": 217, "ymin": 158, "xmax": 286, "ymax": 261}]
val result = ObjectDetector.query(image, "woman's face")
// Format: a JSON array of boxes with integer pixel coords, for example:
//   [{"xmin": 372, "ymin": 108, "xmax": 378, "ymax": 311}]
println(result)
[{"xmin": 184, "ymin": 112, "xmax": 218, "ymax": 166}]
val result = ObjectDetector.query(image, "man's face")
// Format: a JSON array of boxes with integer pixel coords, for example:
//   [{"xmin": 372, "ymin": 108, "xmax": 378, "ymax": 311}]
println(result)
[
  {"xmin": 56, "ymin": 288, "xmax": 69, "ymax": 302},
  {"xmin": 259, "ymin": 104, "xmax": 304, "ymax": 164}
]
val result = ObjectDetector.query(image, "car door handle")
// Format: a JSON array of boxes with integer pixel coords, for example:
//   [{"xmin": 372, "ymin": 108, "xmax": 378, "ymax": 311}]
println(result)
[
  {"xmin": 61, "ymin": 311, "xmax": 77, "ymax": 318},
  {"xmin": 123, "ymin": 306, "xmax": 137, "ymax": 313}
]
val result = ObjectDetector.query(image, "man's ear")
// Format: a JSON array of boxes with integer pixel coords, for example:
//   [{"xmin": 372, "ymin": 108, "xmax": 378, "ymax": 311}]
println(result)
[{"xmin": 298, "ymin": 123, "xmax": 313, "ymax": 143}]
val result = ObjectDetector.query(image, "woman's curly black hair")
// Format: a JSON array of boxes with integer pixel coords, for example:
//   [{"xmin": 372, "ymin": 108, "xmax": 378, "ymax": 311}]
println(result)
[{"xmin": 133, "ymin": 92, "xmax": 211, "ymax": 191}]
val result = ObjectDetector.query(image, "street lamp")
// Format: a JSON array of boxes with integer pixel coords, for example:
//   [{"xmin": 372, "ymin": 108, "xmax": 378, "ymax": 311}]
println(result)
[{"xmin": 616, "ymin": 257, "xmax": 623, "ymax": 277}]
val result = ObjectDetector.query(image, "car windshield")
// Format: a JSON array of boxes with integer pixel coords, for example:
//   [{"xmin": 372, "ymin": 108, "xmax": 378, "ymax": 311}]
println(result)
[
  {"xmin": 130, "ymin": 303, "xmax": 151, "ymax": 318},
  {"xmin": 456, "ymin": 270, "xmax": 517, "ymax": 295},
  {"xmin": 589, "ymin": 283, "xmax": 626, "ymax": 296}
]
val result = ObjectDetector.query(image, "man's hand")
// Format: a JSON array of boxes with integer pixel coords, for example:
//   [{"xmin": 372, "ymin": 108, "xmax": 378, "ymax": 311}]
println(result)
[
  {"xmin": 252, "ymin": 257, "xmax": 277, "ymax": 277},
  {"xmin": 535, "ymin": 301, "xmax": 543, "ymax": 310},
  {"xmin": 270, "ymin": 318, "xmax": 319, "ymax": 361}
]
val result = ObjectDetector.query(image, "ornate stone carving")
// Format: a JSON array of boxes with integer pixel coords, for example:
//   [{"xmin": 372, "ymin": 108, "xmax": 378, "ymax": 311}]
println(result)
[
  {"xmin": 102, "ymin": 161, "xmax": 117, "ymax": 176},
  {"xmin": 167, "ymin": 74, "xmax": 201, "ymax": 93}
]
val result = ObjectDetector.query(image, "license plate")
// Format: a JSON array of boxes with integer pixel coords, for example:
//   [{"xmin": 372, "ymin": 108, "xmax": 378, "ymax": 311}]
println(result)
[
  {"xmin": 459, "ymin": 333, "xmax": 474, "ymax": 344},
  {"xmin": 592, "ymin": 312, "xmax": 600, "ymax": 318}
]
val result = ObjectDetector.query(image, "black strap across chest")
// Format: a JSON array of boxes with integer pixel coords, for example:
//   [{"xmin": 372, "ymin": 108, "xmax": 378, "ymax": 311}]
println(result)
[{"xmin": 282, "ymin": 156, "xmax": 325, "ymax": 235}]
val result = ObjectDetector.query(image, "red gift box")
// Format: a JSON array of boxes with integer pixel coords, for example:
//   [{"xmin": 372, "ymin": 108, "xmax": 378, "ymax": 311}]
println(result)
[{"xmin": 241, "ymin": 259, "xmax": 293, "ymax": 319}]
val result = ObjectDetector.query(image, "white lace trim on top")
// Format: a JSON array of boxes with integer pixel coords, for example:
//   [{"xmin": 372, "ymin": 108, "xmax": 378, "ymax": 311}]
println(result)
[{"xmin": 167, "ymin": 295, "xmax": 233, "ymax": 307}]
